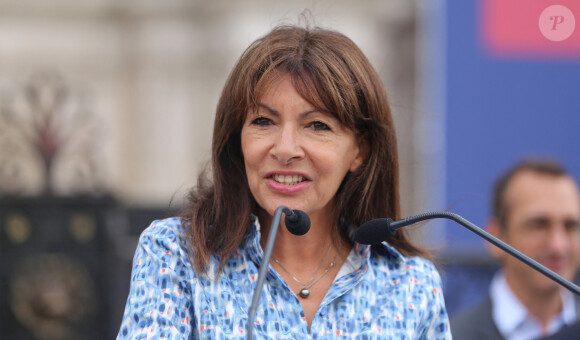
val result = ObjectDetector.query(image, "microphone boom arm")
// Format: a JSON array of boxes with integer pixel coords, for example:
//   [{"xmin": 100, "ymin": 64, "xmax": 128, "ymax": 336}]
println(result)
[
  {"xmin": 247, "ymin": 206, "xmax": 285, "ymax": 338},
  {"xmin": 392, "ymin": 211, "xmax": 580, "ymax": 296},
  {"xmin": 246, "ymin": 206, "xmax": 310, "ymax": 338}
]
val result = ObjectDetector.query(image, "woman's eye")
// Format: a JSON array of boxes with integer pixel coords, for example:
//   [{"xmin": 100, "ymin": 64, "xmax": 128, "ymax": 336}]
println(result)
[
  {"xmin": 251, "ymin": 117, "xmax": 272, "ymax": 126},
  {"xmin": 309, "ymin": 121, "xmax": 331, "ymax": 131}
]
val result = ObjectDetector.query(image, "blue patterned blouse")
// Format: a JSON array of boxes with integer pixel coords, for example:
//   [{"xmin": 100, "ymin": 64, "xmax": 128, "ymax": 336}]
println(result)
[{"xmin": 117, "ymin": 217, "xmax": 451, "ymax": 339}]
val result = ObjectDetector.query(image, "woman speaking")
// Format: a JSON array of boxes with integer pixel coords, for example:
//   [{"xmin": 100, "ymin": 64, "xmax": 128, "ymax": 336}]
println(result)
[{"xmin": 117, "ymin": 24, "xmax": 451, "ymax": 339}]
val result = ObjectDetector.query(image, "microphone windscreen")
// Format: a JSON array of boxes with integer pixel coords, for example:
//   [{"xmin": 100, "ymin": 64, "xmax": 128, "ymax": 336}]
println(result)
[
  {"xmin": 285, "ymin": 209, "xmax": 310, "ymax": 235},
  {"xmin": 353, "ymin": 218, "xmax": 396, "ymax": 244}
]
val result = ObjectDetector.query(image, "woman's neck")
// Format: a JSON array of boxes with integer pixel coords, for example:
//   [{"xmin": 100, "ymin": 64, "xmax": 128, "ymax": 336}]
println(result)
[
  {"xmin": 258, "ymin": 208, "xmax": 340, "ymax": 265},
  {"xmin": 256, "ymin": 208, "xmax": 353, "ymax": 329}
]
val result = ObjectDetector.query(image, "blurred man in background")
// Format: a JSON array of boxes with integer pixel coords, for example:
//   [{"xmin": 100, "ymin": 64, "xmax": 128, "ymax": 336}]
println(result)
[{"xmin": 452, "ymin": 159, "xmax": 580, "ymax": 339}]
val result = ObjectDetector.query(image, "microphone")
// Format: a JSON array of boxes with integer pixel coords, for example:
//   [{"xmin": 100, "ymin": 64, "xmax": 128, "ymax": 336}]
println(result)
[
  {"xmin": 353, "ymin": 211, "xmax": 580, "ymax": 296},
  {"xmin": 352, "ymin": 218, "xmax": 397, "ymax": 244},
  {"xmin": 284, "ymin": 209, "xmax": 310, "ymax": 235},
  {"xmin": 247, "ymin": 206, "xmax": 311, "ymax": 338}
]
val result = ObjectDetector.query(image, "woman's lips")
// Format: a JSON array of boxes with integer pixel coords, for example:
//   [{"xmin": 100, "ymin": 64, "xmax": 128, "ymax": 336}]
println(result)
[{"xmin": 266, "ymin": 177, "xmax": 311, "ymax": 194}]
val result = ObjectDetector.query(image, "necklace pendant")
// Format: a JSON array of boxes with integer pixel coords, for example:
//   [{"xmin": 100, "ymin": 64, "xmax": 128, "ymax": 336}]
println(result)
[{"xmin": 299, "ymin": 288, "xmax": 310, "ymax": 298}]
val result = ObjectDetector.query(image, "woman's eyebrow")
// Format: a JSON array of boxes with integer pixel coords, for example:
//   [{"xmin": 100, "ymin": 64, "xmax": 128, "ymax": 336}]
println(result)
[
  {"xmin": 257, "ymin": 103, "xmax": 279, "ymax": 116},
  {"xmin": 258, "ymin": 103, "xmax": 318, "ymax": 118}
]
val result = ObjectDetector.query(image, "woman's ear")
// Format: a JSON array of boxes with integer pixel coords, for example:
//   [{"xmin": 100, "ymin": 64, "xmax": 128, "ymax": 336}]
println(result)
[{"xmin": 349, "ymin": 137, "xmax": 369, "ymax": 173}]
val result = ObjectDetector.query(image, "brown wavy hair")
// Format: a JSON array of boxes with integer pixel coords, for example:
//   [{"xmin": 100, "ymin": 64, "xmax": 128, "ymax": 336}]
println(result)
[{"xmin": 181, "ymin": 25, "xmax": 428, "ymax": 272}]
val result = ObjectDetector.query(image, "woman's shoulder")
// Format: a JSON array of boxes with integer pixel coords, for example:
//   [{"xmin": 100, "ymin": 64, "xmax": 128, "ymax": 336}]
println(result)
[
  {"xmin": 140, "ymin": 216, "xmax": 184, "ymax": 237},
  {"xmin": 136, "ymin": 217, "xmax": 192, "ymax": 260}
]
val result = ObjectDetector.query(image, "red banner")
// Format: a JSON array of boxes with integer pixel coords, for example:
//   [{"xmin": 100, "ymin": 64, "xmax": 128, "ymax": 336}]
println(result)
[{"xmin": 480, "ymin": 0, "xmax": 580, "ymax": 59}]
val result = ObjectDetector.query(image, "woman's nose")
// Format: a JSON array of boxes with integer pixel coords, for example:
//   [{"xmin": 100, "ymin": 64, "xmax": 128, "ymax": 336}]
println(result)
[{"xmin": 270, "ymin": 126, "xmax": 304, "ymax": 164}]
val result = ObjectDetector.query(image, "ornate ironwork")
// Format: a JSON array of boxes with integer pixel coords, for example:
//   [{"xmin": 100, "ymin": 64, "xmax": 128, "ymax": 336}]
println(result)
[{"xmin": 8, "ymin": 253, "xmax": 96, "ymax": 340}]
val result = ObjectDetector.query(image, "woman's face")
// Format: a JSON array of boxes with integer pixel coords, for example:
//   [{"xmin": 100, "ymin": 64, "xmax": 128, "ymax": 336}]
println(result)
[{"xmin": 241, "ymin": 74, "xmax": 364, "ymax": 225}]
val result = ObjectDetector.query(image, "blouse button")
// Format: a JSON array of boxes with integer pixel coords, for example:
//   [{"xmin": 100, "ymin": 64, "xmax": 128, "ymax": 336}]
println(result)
[{"xmin": 319, "ymin": 307, "xmax": 328, "ymax": 317}]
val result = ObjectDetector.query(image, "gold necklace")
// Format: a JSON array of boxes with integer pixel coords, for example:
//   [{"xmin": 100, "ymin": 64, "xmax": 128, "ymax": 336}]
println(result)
[{"xmin": 272, "ymin": 244, "xmax": 340, "ymax": 298}]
